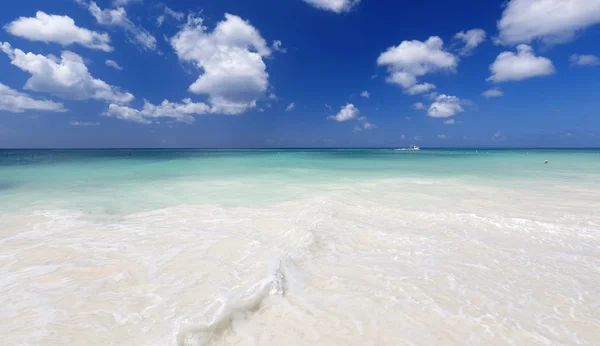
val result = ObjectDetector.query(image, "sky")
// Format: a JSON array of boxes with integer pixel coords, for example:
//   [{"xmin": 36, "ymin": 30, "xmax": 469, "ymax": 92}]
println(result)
[{"xmin": 0, "ymin": 0, "xmax": 599, "ymax": 148}]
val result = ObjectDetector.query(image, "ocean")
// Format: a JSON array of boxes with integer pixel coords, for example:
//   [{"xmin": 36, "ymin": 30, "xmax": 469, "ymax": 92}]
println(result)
[{"xmin": 1, "ymin": 149, "xmax": 599, "ymax": 345}]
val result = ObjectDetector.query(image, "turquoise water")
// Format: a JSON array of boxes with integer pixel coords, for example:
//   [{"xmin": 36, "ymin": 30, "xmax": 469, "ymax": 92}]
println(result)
[
  {"xmin": 1, "ymin": 149, "xmax": 599, "ymax": 345},
  {"xmin": 1, "ymin": 148, "xmax": 599, "ymax": 214}
]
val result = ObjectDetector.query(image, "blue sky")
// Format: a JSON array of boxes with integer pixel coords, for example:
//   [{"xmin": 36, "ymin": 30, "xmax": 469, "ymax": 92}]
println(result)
[{"xmin": 0, "ymin": 0, "xmax": 599, "ymax": 148}]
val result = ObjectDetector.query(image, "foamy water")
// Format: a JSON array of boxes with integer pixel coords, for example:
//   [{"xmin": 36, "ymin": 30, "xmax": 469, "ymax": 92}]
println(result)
[{"xmin": 1, "ymin": 149, "xmax": 599, "ymax": 345}]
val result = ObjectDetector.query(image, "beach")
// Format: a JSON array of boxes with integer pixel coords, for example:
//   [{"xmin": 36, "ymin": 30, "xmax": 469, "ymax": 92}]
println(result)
[{"xmin": 1, "ymin": 149, "xmax": 599, "ymax": 345}]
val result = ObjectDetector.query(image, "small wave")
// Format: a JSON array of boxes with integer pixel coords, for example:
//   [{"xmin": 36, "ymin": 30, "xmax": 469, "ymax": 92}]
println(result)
[{"xmin": 177, "ymin": 257, "xmax": 295, "ymax": 346}]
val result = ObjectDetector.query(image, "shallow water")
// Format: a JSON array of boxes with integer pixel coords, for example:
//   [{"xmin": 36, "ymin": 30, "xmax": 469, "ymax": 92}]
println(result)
[{"xmin": 1, "ymin": 149, "xmax": 599, "ymax": 345}]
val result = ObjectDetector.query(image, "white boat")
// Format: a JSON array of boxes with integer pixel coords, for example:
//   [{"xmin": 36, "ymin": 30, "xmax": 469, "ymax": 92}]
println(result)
[{"xmin": 394, "ymin": 145, "xmax": 420, "ymax": 151}]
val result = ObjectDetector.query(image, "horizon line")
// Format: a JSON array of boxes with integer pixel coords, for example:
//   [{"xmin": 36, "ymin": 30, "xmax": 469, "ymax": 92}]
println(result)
[{"xmin": 1, "ymin": 147, "xmax": 599, "ymax": 150}]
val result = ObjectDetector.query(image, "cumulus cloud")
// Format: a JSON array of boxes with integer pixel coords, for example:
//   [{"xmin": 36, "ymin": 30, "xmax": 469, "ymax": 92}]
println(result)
[
  {"xmin": 5, "ymin": 11, "xmax": 112, "ymax": 51},
  {"xmin": 488, "ymin": 44, "xmax": 555, "ymax": 82},
  {"xmin": 438, "ymin": 134, "xmax": 448, "ymax": 139},
  {"xmin": 104, "ymin": 98, "xmax": 210, "ymax": 124},
  {"xmin": 427, "ymin": 94, "xmax": 465, "ymax": 118},
  {"xmin": 481, "ymin": 88, "xmax": 504, "ymax": 98},
  {"xmin": 286, "ymin": 102, "xmax": 295, "ymax": 111},
  {"xmin": 80, "ymin": 1, "xmax": 157, "ymax": 51},
  {"xmin": 570, "ymin": 54, "xmax": 600, "ymax": 67},
  {"xmin": 497, "ymin": 0, "xmax": 600, "ymax": 45},
  {"xmin": 105, "ymin": 59, "xmax": 123, "ymax": 70},
  {"xmin": 104, "ymin": 104, "xmax": 149, "ymax": 124},
  {"xmin": 301, "ymin": 0, "xmax": 360, "ymax": 13},
  {"xmin": 454, "ymin": 29, "xmax": 486, "ymax": 56},
  {"xmin": 272, "ymin": 40, "xmax": 287, "ymax": 53},
  {"xmin": 0, "ymin": 82, "xmax": 67, "ymax": 113},
  {"xmin": 171, "ymin": 14, "xmax": 271, "ymax": 115},
  {"xmin": 328, "ymin": 103, "xmax": 375, "ymax": 130},
  {"xmin": 360, "ymin": 90, "xmax": 370, "ymax": 98},
  {"xmin": 443, "ymin": 119, "xmax": 456, "ymax": 125},
  {"xmin": 329, "ymin": 103, "xmax": 359, "ymax": 122},
  {"xmin": 427, "ymin": 92, "xmax": 440, "ymax": 100},
  {"xmin": 1, "ymin": 42, "xmax": 134, "ymax": 103},
  {"xmin": 412, "ymin": 102, "xmax": 426, "ymax": 110},
  {"xmin": 406, "ymin": 83, "xmax": 436, "ymax": 95},
  {"xmin": 377, "ymin": 36, "xmax": 457, "ymax": 95}
]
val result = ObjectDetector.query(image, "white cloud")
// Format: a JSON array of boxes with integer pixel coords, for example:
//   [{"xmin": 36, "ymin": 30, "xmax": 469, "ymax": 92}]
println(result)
[
  {"xmin": 113, "ymin": 0, "xmax": 142, "ymax": 6},
  {"xmin": 272, "ymin": 40, "xmax": 287, "ymax": 53},
  {"xmin": 438, "ymin": 134, "xmax": 448, "ymax": 139},
  {"xmin": 443, "ymin": 119, "xmax": 456, "ymax": 125},
  {"xmin": 497, "ymin": 0, "xmax": 600, "ymax": 45},
  {"xmin": 427, "ymin": 94, "xmax": 465, "ymax": 118},
  {"xmin": 171, "ymin": 14, "xmax": 271, "ymax": 115},
  {"xmin": 105, "ymin": 59, "xmax": 123, "ymax": 70},
  {"xmin": 427, "ymin": 92, "xmax": 440, "ymax": 100},
  {"xmin": 482, "ymin": 88, "xmax": 504, "ymax": 98},
  {"xmin": 0, "ymin": 82, "xmax": 67, "ymax": 113},
  {"xmin": 83, "ymin": 1, "xmax": 157, "ymax": 51},
  {"xmin": 165, "ymin": 7, "xmax": 184, "ymax": 20},
  {"xmin": 360, "ymin": 90, "xmax": 370, "ymax": 98},
  {"xmin": 570, "ymin": 54, "xmax": 600, "ymax": 67},
  {"xmin": 268, "ymin": 93, "xmax": 278, "ymax": 100},
  {"xmin": 406, "ymin": 83, "xmax": 436, "ymax": 95},
  {"xmin": 488, "ymin": 44, "xmax": 555, "ymax": 82},
  {"xmin": 1, "ymin": 42, "xmax": 134, "ymax": 104},
  {"xmin": 412, "ymin": 102, "xmax": 426, "ymax": 110},
  {"xmin": 328, "ymin": 103, "xmax": 359, "ymax": 122},
  {"xmin": 328, "ymin": 104, "xmax": 376, "ymax": 130},
  {"xmin": 301, "ymin": 0, "xmax": 360, "ymax": 13},
  {"xmin": 377, "ymin": 36, "xmax": 457, "ymax": 94},
  {"xmin": 325, "ymin": 104, "xmax": 332, "ymax": 110},
  {"xmin": 354, "ymin": 122, "xmax": 376, "ymax": 132},
  {"xmin": 363, "ymin": 122, "xmax": 376, "ymax": 129},
  {"xmin": 286, "ymin": 102, "xmax": 295, "ymax": 111},
  {"xmin": 5, "ymin": 11, "xmax": 112, "ymax": 52},
  {"xmin": 104, "ymin": 98, "xmax": 210, "ymax": 124},
  {"xmin": 104, "ymin": 104, "xmax": 150, "ymax": 124},
  {"xmin": 413, "ymin": 136, "xmax": 422, "ymax": 141},
  {"xmin": 70, "ymin": 121, "xmax": 99, "ymax": 126},
  {"xmin": 454, "ymin": 29, "xmax": 486, "ymax": 56},
  {"xmin": 157, "ymin": 6, "xmax": 185, "ymax": 27}
]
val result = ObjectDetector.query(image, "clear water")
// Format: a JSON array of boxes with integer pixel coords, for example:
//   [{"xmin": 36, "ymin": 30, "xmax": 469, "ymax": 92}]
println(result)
[{"xmin": 1, "ymin": 149, "xmax": 599, "ymax": 345}]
